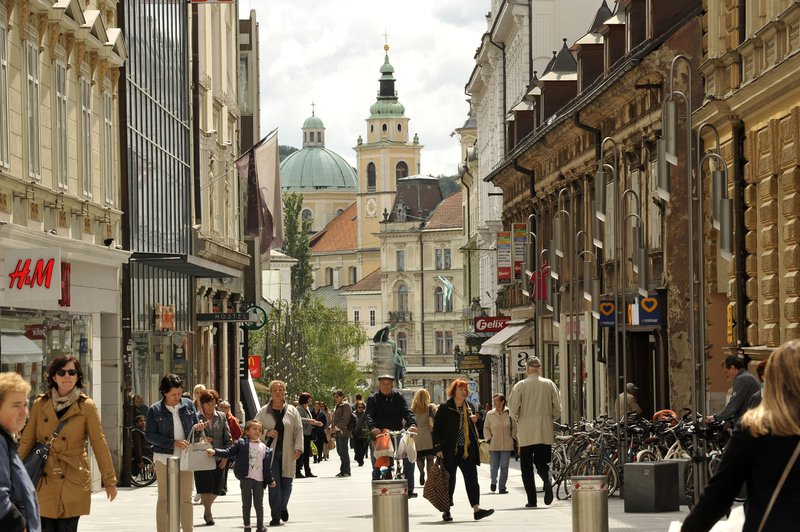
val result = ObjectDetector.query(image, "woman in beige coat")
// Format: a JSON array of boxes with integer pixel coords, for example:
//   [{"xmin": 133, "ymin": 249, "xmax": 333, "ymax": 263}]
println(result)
[
  {"xmin": 411, "ymin": 389, "xmax": 437, "ymax": 486},
  {"xmin": 19, "ymin": 355, "xmax": 117, "ymax": 531},
  {"xmin": 483, "ymin": 393, "xmax": 516, "ymax": 493}
]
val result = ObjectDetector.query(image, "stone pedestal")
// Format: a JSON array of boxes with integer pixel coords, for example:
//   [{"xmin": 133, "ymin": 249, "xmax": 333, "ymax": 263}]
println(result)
[{"xmin": 371, "ymin": 342, "xmax": 395, "ymax": 389}]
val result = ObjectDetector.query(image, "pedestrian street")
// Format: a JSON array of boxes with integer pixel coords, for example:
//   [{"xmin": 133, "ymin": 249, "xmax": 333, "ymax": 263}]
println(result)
[{"xmin": 79, "ymin": 455, "xmax": 689, "ymax": 531}]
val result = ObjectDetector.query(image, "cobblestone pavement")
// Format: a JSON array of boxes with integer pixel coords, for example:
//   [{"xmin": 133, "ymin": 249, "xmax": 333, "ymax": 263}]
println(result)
[{"xmin": 79, "ymin": 455, "xmax": 690, "ymax": 531}]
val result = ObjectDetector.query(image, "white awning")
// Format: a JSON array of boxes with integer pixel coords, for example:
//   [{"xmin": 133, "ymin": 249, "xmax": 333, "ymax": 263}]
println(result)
[
  {"xmin": 479, "ymin": 321, "xmax": 534, "ymax": 356},
  {"xmin": 0, "ymin": 333, "xmax": 44, "ymax": 364}
]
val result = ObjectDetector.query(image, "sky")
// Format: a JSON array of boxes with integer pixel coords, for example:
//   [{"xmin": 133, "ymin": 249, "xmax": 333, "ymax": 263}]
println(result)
[{"xmin": 246, "ymin": 0, "xmax": 488, "ymax": 177}]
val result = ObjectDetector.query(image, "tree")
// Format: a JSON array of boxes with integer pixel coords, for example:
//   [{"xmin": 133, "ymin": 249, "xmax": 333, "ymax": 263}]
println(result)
[
  {"xmin": 279, "ymin": 145, "xmax": 299, "ymax": 162},
  {"xmin": 249, "ymin": 297, "xmax": 368, "ymax": 401},
  {"xmin": 281, "ymin": 192, "xmax": 313, "ymax": 306}
]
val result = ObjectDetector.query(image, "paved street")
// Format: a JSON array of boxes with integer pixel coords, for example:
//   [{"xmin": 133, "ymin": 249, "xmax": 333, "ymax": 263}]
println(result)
[{"xmin": 80, "ymin": 455, "xmax": 689, "ymax": 531}]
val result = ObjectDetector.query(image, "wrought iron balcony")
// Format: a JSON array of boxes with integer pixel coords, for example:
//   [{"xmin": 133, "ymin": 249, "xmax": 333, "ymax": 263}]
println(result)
[{"xmin": 387, "ymin": 310, "xmax": 412, "ymax": 322}]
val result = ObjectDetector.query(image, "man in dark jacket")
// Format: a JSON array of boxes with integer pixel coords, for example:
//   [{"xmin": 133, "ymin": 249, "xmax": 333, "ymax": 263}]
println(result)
[
  {"xmin": 331, "ymin": 390, "xmax": 353, "ymax": 477},
  {"xmin": 365, "ymin": 375, "xmax": 417, "ymax": 496},
  {"xmin": 706, "ymin": 356, "xmax": 761, "ymax": 424}
]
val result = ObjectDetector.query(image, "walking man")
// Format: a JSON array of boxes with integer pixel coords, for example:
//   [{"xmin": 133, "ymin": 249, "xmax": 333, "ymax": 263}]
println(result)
[
  {"xmin": 365, "ymin": 375, "xmax": 418, "ymax": 497},
  {"xmin": 508, "ymin": 357, "xmax": 562, "ymax": 508},
  {"xmin": 331, "ymin": 389, "xmax": 353, "ymax": 477}
]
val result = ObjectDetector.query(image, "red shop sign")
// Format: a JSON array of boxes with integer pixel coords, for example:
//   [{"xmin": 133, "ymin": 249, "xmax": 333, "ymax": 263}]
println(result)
[
  {"xmin": 2, "ymin": 248, "xmax": 62, "ymax": 304},
  {"xmin": 248, "ymin": 355, "xmax": 261, "ymax": 379},
  {"xmin": 473, "ymin": 316, "xmax": 511, "ymax": 333}
]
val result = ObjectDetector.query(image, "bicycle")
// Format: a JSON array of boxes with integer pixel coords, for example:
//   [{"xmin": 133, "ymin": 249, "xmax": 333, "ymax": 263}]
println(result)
[
  {"xmin": 374, "ymin": 429, "xmax": 415, "ymax": 481},
  {"xmin": 131, "ymin": 455, "xmax": 156, "ymax": 487}
]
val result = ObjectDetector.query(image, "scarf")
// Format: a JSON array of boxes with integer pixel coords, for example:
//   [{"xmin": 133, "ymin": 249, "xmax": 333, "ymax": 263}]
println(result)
[
  {"xmin": 52, "ymin": 386, "xmax": 81, "ymax": 412},
  {"xmin": 461, "ymin": 401, "xmax": 471, "ymax": 459}
]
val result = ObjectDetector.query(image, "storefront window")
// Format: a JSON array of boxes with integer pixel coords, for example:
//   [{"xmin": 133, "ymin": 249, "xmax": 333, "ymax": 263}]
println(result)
[
  {"xmin": 132, "ymin": 330, "xmax": 193, "ymax": 406},
  {"xmin": 0, "ymin": 310, "xmax": 92, "ymax": 398}
]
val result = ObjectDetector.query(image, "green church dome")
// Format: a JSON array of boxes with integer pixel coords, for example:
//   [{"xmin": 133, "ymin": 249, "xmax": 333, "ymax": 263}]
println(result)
[
  {"xmin": 303, "ymin": 115, "xmax": 325, "ymax": 129},
  {"xmin": 280, "ymin": 147, "xmax": 357, "ymax": 191}
]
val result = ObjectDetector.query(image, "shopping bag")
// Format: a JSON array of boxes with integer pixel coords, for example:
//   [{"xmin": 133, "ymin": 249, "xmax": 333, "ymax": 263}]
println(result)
[
  {"xmin": 479, "ymin": 440, "xmax": 490, "ymax": 464},
  {"xmin": 403, "ymin": 433, "xmax": 417, "ymax": 462},
  {"xmin": 180, "ymin": 427, "xmax": 216, "ymax": 472},
  {"xmin": 310, "ymin": 441, "xmax": 318, "ymax": 456},
  {"xmin": 423, "ymin": 457, "xmax": 451, "ymax": 512},
  {"xmin": 373, "ymin": 430, "xmax": 395, "ymax": 458},
  {"xmin": 328, "ymin": 438, "xmax": 336, "ymax": 451}
]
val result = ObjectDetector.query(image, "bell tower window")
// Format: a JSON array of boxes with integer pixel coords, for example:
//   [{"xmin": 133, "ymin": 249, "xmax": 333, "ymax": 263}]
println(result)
[
  {"xmin": 367, "ymin": 162, "xmax": 376, "ymax": 192},
  {"xmin": 396, "ymin": 161, "xmax": 408, "ymax": 179}
]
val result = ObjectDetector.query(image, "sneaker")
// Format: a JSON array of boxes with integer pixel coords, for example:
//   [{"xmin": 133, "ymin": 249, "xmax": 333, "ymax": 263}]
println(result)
[
  {"xmin": 490, "ymin": 483, "xmax": 496, "ymax": 492},
  {"xmin": 474, "ymin": 509, "xmax": 494, "ymax": 520},
  {"xmin": 408, "ymin": 492, "xmax": 418, "ymax": 498},
  {"xmin": 442, "ymin": 512, "xmax": 453, "ymax": 522},
  {"xmin": 281, "ymin": 509, "xmax": 289, "ymax": 522}
]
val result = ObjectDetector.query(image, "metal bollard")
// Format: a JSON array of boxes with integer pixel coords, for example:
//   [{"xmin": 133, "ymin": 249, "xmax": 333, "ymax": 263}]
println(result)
[
  {"xmin": 572, "ymin": 475, "xmax": 609, "ymax": 532},
  {"xmin": 372, "ymin": 480, "xmax": 409, "ymax": 532},
  {"xmin": 167, "ymin": 456, "xmax": 181, "ymax": 532}
]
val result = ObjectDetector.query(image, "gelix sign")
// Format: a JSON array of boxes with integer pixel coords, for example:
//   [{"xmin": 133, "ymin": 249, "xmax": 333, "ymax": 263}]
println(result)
[{"xmin": 473, "ymin": 316, "xmax": 511, "ymax": 333}]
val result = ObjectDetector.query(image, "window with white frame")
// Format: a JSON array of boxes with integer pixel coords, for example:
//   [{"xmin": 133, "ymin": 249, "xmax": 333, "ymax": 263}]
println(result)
[
  {"xmin": 80, "ymin": 75, "xmax": 92, "ymax": 197},
  {"xmin": 104, "ymin": 91, "xmax": 114, "ymax": 203},
  {"xmin": 397, "ymin": 332, "xmax": 407, "ymax": 353},
  {"xmin": 25, "ymin": 41, "xmax": 40, "ymax": 179},
  {"xmin": 369, "ymin": 309, "xmax": 376, "ymax": 327},
  {"xmin": 396, "ymin": 249, "xmax": 405, "ymax": 272},
  {"xmin": 353, "ymin": 310, "xmax": 360, "ymax": 324},
  {"xmin": 445, "ymin": 331, "xmax": 453, "ymax": 354},
  {"xmin": 54, "ymin": 61, "xmax": 68, "ymax": 188},
  {"xmin": 434, "ymin": 286, "xmax": 444, "ymax": 313},
  {"xmin": 0, "ymin": 19, "xmax": 9, "ymax": 167},
  {"xmin": 435, "ymin": 248, "xmax": 451, "ymax": 270},
  {"xmin": 435, "ymin": 331, "xmax": 445, "ymax": 354}
]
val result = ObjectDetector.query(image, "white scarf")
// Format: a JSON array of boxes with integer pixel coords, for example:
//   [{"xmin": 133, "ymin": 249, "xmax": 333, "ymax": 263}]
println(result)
[{"xmin": 52, "ymin": 387, "xmax": 81, "ymax": 412}]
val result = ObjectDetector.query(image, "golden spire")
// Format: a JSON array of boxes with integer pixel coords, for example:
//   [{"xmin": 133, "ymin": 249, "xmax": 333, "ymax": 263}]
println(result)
[
  {"xmin": 383, "ymin": 29, "xmax": 390, "ymax": 52},
  {"xmin": 311, "ymin": 100, "xmax": 316, "ymax": 116}
]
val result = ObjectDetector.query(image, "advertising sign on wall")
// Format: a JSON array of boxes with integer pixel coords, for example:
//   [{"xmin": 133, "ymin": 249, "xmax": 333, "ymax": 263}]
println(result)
[
  {"xmin": 473, "ymin": 316, "xmax": 511, "ymax": 333},
  {"xmin": 248, "ymin": 355, "xmax": 261, "ymax": 379},
  {"xmin": 2, "ymin": 248, "xmax": 62, "ymax": 304},
  {"xmin": 513, "ymin": 223, "xmax": 527, "ymax": 280},
  {"xmin": 497, "ymin": 231, "xmax": 512, "ymax": 284}
]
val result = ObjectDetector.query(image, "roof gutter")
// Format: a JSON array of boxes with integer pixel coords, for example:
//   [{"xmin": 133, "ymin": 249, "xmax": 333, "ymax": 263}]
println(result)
[{"xmin": 574, "ymin": 109, "xmax": 602, "ymax": 162}]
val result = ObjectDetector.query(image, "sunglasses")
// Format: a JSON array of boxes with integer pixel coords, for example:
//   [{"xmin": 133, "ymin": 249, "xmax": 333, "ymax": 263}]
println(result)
[{"xmin": 56, "ymin": 369, "xmax": 78, "ymax": 377}]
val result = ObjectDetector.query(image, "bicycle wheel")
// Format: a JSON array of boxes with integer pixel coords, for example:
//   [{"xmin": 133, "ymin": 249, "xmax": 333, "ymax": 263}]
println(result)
[
  {"xmin": 131, "ymin": 456, "xmax": 156, "ymax": 487},
  {"xmin": 572, "ymin": 456, "xmax": 620, "ymax": 498},
  {"xmin": 636, "ymin": 449, "xmax": 658, "ymax": 462},
  {"xmin": 551, "ymin": 450, "xmax": 566, "ymax": 481},
  {"xmin": 555, "ymin": 459, "xmax": 581, "ymax": 500}
]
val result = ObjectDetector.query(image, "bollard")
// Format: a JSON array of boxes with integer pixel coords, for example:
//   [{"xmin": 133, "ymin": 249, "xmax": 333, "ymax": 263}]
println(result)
[
  {"xmin": 372, "ymin": 480, "xmax": 409, "ymax": 532},
  {"xmin": 572, "ymin": 475, "xmax": 609, "ymax": 532},
  {"xmin": 167, "ymin": 456, "xmax": 181, "ymax": 532}
]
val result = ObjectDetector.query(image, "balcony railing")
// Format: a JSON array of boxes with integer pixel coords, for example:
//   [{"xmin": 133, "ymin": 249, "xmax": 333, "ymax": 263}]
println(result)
[{"xmin": 387, "ymin": 310, "xmax": 412, "ymax": 322}]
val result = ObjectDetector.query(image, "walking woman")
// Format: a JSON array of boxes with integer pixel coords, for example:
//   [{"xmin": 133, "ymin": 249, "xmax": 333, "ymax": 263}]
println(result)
[
  {"xmin": 295, "ymin": 392, "xmax": 321, "ymax": 478},
  {"xmin": 483, "ymin": 393, "xmax": 516, "ymax": 494},
  {"xmin": 194, "ymin": 390, "xmax": 232, "ymax": 525},
  {"xmin": 19, "ymin": 356, "xmax": 117, "ymax": 532},
  {"xmin": 0, "ymin": 372, "xmax": 40, "ymax": 532},
  {"xmin": 682, "ymin": 340, "xmax": 800, "ymax": 531},
  {"xmin": 144, "ymin": 374, "xmax": 204, "ymax": 532},
  {"xmin": 254, "ymin": 380, "xmax": 304, "ymax": 527},
  {"xmin": 312, "ymin": 401, "xmax": 327, "ymax": 463},
  {"xmin": 432, "ymin": 379, "xmax": 494, "ymax": 523},
  {"xmin": 321, "ymin": 402, "xmax": 333, "ymax": 460},
  {"xmin": 411, "ymin": 389, "xmax": 437, "ymax": 486}
]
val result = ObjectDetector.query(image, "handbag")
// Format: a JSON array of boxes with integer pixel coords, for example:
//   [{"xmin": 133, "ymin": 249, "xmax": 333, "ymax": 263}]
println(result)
[
  {"xmin": 327, "ymin": 438, "xmax": 336, "ymax": 451},
  {"xmin": 23, "ymin": 417, "xmax": 70, "ymax": 486},
  {"xmin": 479, "ymin": 440, "xmax": 490, "ymax": 464},
  {"xmin": 180, "ymin": 427, "xmax": 216, "ymax": 472},
  {"xmin": 423, "ymin": 457, "xmax": 451, "ymax": 512},
  {"xmin": 397, "ymin": 432, "xmax": 417, "ymax": 462}
]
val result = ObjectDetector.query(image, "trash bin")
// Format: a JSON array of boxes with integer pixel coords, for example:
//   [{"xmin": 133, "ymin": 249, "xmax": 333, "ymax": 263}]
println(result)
[
  {"xmin": 372, "ymin": 480, "xmax": 409, "ymax": 532},
  {"xmin": 623, "ymin": 461, "xmax": 680, "ymax": 512},
  {"xmin": 572, "ymin": 475, "xmax": 609, "ymax": 532}
]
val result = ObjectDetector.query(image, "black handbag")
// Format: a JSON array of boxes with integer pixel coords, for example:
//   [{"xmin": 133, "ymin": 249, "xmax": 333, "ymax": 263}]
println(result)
[{"xmin": 23, "ymin": 418, "xmax": 70, "ymax": 486}]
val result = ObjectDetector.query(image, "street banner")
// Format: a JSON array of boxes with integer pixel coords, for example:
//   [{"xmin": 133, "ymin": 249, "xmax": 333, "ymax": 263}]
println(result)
[
  {"xmin": 248, "ymin": 355, "xmax": 261, "ymax": 379},
  {"xmin": 638, "ymin": 294, "xmax": 663, "ymax": 326},
  {"xmin": 599, "ymin": 301, "xmax": 615, "ymax": 328},
  {"xmin": 628, "ymin": 297, "xmax": 640, "ymax": 326},
  {"xmin": 497, "ymin": 231, "xmax": 512, "ymax": 284},
  {"xmin": 529, "ymin": 260, "xmax": 550, "ymax": 301},
  {"xmin": 513, "ymin": 223, "xmax": 527, "ymax": 280}
]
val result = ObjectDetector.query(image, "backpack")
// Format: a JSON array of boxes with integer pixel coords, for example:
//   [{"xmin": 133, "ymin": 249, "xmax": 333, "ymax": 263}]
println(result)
[{"xmin": 346, "ymin": 408, "xmax": 356, "ymax": 432}]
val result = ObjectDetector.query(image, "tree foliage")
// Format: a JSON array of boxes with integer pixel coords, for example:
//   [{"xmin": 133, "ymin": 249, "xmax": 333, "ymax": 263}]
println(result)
[
  {"xmin": 281, "ymin": 192, "xmax": 314, "ymax": 306},
  {"xmin": 249, "ymin": 297, "xmax": 368, "ymax": 402},
  {"xmin": 278, "ymin": 145, "xmax": 298, "ymax": 162}
]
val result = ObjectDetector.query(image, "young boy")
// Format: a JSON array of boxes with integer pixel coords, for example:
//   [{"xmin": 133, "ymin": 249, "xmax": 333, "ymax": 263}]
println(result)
[{"xmin": 208, "ymin": 420, "xmax": 275, "ymax": 532}]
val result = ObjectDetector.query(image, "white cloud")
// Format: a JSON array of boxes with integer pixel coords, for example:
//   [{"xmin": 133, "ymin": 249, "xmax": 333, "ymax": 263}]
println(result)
[{"xmin": 249, "ymin": 0, "xmax": 487, "ymax": 177}]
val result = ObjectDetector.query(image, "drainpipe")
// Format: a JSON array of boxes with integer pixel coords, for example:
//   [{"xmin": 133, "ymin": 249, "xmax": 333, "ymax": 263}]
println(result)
[
  {"xmin": 460, "ymin": 168, "xmax": 473, "ymax": 299},
  {"xmin": 487, "ymin": 34, "xmax": 507, "ymax": 154},
  {"xmin": 732, "ymin": 120, "xmax": 748, "ymax": 350},
  {"xmin": 419, "ymin": 222, "xmax": 426, "ymax": 366},
  {"xmin": 574, "ymin": 110, "xmax": 602, "ymax": 161},
  {"xmin": 527, "ymin": 0, "xmax": 533, "ymax": 81}
]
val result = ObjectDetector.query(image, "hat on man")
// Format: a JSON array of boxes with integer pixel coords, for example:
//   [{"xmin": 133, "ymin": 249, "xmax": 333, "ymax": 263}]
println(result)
[
  {"xmin": 377, "ymin": 374, "xmax": 395, "ymax": 381},
  {"xmin": 626, "ymin": 382, "xmax": 638, "ymax": 393},
  {"xmin": 526, "ymin": 356, "xmax": 542, "ymax": 368}
]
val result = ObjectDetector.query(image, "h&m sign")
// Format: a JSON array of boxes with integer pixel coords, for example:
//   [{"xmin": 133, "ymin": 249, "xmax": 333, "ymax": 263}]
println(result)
[{"xmin": 2, "ymin": 248, "xmax": 70, "ymax": 306}]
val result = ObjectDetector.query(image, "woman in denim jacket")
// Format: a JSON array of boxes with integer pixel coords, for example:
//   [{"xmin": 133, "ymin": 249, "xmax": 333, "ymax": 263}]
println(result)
[{"xmin": 145, "ymin": 374, "xmax": 204, "ymax": 532}]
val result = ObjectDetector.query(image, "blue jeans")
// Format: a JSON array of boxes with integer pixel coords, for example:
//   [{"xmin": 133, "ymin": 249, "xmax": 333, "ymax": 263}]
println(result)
[
  {"xmin": 336, "ymin": 435, "xmax": 351, "ymax": 474},
  {"xmin": 489, "ymin": 450, "xmax": 512, "ymax": 490},
  {"xmin": 268, "ymin": 452, "xmax": 293, "ymax": 522},
  {"xmin": 370, "ymin": 441, "xmax": 415, "ymax": 495}
]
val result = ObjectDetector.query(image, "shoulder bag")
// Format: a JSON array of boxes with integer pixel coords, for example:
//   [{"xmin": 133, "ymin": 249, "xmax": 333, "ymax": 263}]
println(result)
[
  {"xmin": 180, "ymin": 426, "xmax": 216, "ymax": 472},
  {"xmin": 23, "ymin": 417, "xmax": 70, "ymax": 486},
  {"xmin": 423, "ymin": 457, "xmax": 451, "ymax": 512}
]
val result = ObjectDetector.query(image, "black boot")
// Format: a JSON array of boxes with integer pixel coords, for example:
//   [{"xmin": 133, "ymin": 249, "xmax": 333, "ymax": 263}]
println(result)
[{"xmin": 539, "ymin": 470, "xmax": 553, "ymax": 505}]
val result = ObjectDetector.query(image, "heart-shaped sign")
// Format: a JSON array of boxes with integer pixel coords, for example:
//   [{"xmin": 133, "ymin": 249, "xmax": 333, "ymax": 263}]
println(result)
[
  {"xmin": 599, "ymin": 302, "xmax": 615, "ymax": 316},
  {"xmin": 641, "ymin": 297, "xmax": 658, "ymax": 313}
]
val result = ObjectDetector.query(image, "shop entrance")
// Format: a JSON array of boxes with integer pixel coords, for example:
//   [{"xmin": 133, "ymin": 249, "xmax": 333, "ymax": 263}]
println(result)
[{"xmin": 624, "ymin": 330, "xmax": 667, "ymax": 419}]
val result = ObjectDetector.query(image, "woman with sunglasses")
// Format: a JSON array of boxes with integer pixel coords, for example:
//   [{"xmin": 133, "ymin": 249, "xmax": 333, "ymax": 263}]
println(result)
[{"xmin": 19, "ymin": 355, "xmax": 117, "ymax": 532}]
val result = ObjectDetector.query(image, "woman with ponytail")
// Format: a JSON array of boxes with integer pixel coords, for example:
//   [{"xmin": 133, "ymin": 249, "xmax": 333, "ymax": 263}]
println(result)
[{"xmin": 432, "ymin": 379, "xmax": 494, "ymax": 523}]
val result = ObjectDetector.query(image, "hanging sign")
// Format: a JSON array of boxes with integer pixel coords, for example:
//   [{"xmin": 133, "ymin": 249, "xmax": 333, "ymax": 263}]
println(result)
[
  {"xmin": 456, "ymin": 353, "xmax": 490, "ymax": 373},
  {"xmin": 473, "ymin": 316, "xmax": 510, "ymax": 333},
  {"xmin": 638, "ymin": 294, "xmax": 663, "ymax": 326},
  {"xmin": 2, "ymin": 248, "xmax": 62, "ymax": 304},
  {"xmin": 513, "ymin": 223, "xmax": 527, "ymax": 280},
  {"xmin": 497, "ymin": 231, "xmax": 512, "ymax": 284},
  {"xmin": 599, "ymin": 301, "xmax": 616, "ymax": 328},
  {"xmin": 248, "ymin": 355, "xmax": 261, "ymax": 379}
]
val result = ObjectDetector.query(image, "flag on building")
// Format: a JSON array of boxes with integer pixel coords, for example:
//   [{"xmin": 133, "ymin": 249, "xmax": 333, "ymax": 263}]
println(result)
[
  {"xmin": 235, "ymin": 129, "xmax": 284, "ymax": 253},
  {"xmin": 438, "ymin": 276, "xmax": 454, "ymax": 305}
]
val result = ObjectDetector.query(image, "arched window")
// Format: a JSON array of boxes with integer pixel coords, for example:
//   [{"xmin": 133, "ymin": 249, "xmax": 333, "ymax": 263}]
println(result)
[
  {"xmin": 336, "ymin": 208, "xmax": 344, "ymax": 216},
  {"xmin": 397, "ymin": 332, "xmax": 407, "ymax": 353},
  {"xmin": 370, "ymin": 124, "xmax": 374, "ymax": 133},
  {"xmin": 302, "ymin": 209, "xmax": 312, "ymax": 223},
  {"xmin": 397, "ymin": 123, "xmax": 402, "ymax": 132},
  {"xmin": 397, "ymin": 283, "xmax": 408, "ymax": 312},
  {"xmin": 316, "ymin": 132, "xmax": 321, "ymax": 142},
  {"xmin": 434, "ymin": 286, "xmax": 444, "ymax": 313},
  {"xmin": 325, "ymin": 267, "xmax": 333, "ymax": 286},
  {"xmin": 395, "ymin": 161, "xmax": 409, "ymax": 179},
  {"xmin": 382, "ymin": 123, "xmax": 388, "ymax": 132},
  {"xmin": 367, "ymin": 162, "xmax": 376, "ymax": 192},
  {"xmin": 349, "ymin": 266, "xmax": 357, "ymax": 284}
]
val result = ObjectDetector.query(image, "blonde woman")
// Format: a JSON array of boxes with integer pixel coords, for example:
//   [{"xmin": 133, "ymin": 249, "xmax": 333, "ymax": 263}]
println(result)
[
  {"xmin": 682, "ymin": 341, "xmax": 800, "ymax": 532},
  {"xmin": 411, "ymin": 389, "xmax": 437, "ymax": 486}
]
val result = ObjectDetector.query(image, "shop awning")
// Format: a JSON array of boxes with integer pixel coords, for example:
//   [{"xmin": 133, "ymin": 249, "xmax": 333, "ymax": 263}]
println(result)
[
  {"xmin": 479, "ymin": 320, "xmax": 534, "ymax": 356},
  {"xmin": 0, "ymin": 333, "xmax": 44, "ymax": 364},
  {"xmin": 130, "ymin": 253, "xmax": 243, "ymax": 279}
]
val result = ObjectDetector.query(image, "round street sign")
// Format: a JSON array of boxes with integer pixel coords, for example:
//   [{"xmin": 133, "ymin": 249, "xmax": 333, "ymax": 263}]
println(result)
[{"xmin": 242, "ymin": 305, "xmax": 268, "ymax": 330}]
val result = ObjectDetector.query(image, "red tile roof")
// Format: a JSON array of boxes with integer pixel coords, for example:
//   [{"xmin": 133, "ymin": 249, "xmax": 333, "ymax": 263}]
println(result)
[
  {"xmin": 425, "ymin": 191, "xmax": 463, "ymax": 230},
  {"xmin": 344, "ymin": 267, "xmax": 381, "ymax": 292},
  {"xmin": 310, "ymin": 202, "xmax": 358, "ymax": 253}
]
